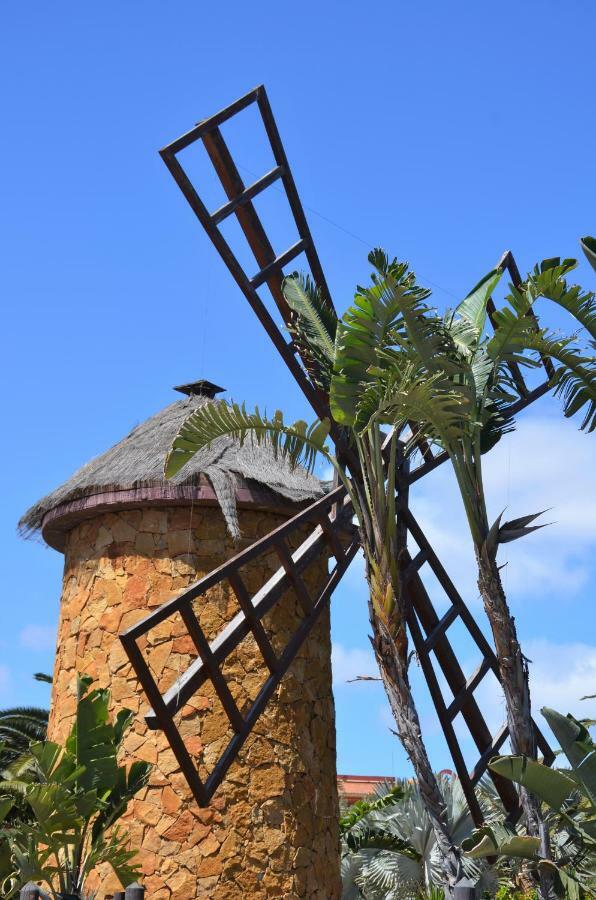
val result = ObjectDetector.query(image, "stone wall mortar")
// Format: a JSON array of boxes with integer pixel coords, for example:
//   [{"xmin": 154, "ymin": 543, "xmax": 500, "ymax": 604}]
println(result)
[{"xmin": 49, "ymin": 506, "xmax": 341, "ymax": 899}]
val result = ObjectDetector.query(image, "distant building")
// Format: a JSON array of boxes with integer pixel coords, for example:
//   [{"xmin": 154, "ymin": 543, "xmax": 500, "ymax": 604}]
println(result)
[
  {"xmin": 337, "ymin": 774, "xmax": 396, "ymax": 805},
  {"xmin": 338, "ymin": 769, "xmax": 455, "ymax": 805}
]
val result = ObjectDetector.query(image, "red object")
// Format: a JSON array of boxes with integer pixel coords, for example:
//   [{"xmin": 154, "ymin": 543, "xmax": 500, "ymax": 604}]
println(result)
[{"xmin": 337, "ymin": 774, "xmax": 396, "ymax": 805}]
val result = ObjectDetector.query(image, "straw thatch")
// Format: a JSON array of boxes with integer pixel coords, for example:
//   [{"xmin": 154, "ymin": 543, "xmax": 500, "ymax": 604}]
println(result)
[{"xmin": 19, "ymin": 392, "xmax": 324, "ymax": 541}]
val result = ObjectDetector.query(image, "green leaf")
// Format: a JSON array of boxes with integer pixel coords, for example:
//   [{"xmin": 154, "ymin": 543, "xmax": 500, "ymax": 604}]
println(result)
[
  {"xmin": 354, "ymin": 364, "xmax": 470, "ymax": 447},
  {"xmin": 92, "ymin": 760, "xmax": 152, "ymax": 842},
  {"xmin": 283, "ymin": 273, "xmax": 337, "ymax": 390},
  {"xmin": 0, "ymin": 798, "xmax": 13, "ymax": 824},
  {"xmin": 528, "ymin": 258, "xmax": 596, "ymax": 345},
  {"xmin": 165, "ymin": 400, "xmax": 330, "ymax": 478},
  {"xmin": 330, "ymin": 250, "xmax": 435, "ymax": 425},
  {"xmin": 462, "ymin": 824, "xmax": 540, "ymax": 859},
  {"xmin": 580, "ymin": 236, "xmax": 596, "ymax": 273},
  {"xmin": 340, "ymin": 784, "xmax": 405, "ymax": 832},
  {"xmin": 497, "ymin": 509, "xmax": 550, "ymax": 545},
  {"xmin": 489, "ymin": 754, "xmax": 577, "ymax": 811},
  {"xmin": 344, "ymin": 826, "xmax": 421, "ymax": 858},
  {"xmin": 541, "ymin": 707, "xmax": 596, "ymax": 805},
  {"xmin": 456, "ymin": 268, "xmax": 503, "ymax": 340},
  {"xmin": 508, "ymin": 330, "xmax": 596, "ymax": 432}
]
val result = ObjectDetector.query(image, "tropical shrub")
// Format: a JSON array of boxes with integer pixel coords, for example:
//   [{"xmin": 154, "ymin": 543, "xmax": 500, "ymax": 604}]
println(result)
[
  {"xmin": 0, "ymin": 676, "xmax": 151, "ymax": 899},
  {"xmin": 463, "ymin": 707, "xmax": 596, "ymax": 897},
  {"xmin": 340, "ymin": 775, "xmax": 499, "ymax": 898}
]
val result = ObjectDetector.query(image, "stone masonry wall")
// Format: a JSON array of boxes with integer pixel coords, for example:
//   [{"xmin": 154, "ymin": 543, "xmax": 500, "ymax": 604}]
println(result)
[{"xmin": 48, "ymin": 505, "xmax": 341, "ymax": 899}]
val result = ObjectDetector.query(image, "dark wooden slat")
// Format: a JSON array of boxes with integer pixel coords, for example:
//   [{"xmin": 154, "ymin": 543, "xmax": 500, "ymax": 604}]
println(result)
[
  {"xmin": 180, "ymin": 606, "xmax": 245, "ymax": 733},
  {"xmin": 119, "ymin": 632, "xmax": 208, "ymax": 806},
  {"xmin": 250, "ymin": 239, "xmax": 307, "ymax": 288},
  {"xmin": 203, "ymin": 543, "xmax": 358, "ymax": 801},
  {"xmin": 143, "ymin": 524, "xmax": 331, "ymax": 726},
  {"xmin": 400, "ymin": 549, "xmax": 428, "ymax": 588},
  {"xmin": 422, "ymin": 604, "xmax": 459, "ymax": 653},
  {"xmin": 124, "ymin": 487, "xmax": 346, "ymax": 641},
  {"xmin": 160, "ymin": 91, "xmax": 361, "ymax": 474},
  {"xmin": 211, "ymin": 166, "xmax": 284, "ymax": 225},
  {"xmin": 274, "ymin": 539, "xmax": 314, "ymax": 614},
  {"xmin": 202, "ymin": 127, "xmax": 292, "ymax": 322},
  {"xmin": 407, "ymin": 599, "xmax": 485, "ymax": 825},
  {"xmin": 162, "ymin": 86, "xmax": 260, "ymax": 155},
  {"xmin": 159, "ymin": 148, "xmax": 325, "ymax": 421},
  {"xmin": 446, "ymin": 659, "xmax": 491, "ymax": 722},
  {"xmin": 406, "ymin": 570, "xmax": 521, "ymax": 819},
  {"xmin": 127, "ymin": 536, "xmax": 359, "ymax": 804},
  {"xmin": 257, "ymin": 87, "xmax": 334, "ymax": 309},
  {"xmin": 227, "ymin": 571, "xmax": 278, "ymax": 673},
  {"xmin": 406, "ymin": 510, "xmax": 501, "ymax": 666},
  {"xmin": 470, "ymin": 724, "xmax": 510, "ymax": 785},
  {"xmin": 314, "ymin": 509, "xmax": 347, "ymax": 562}
]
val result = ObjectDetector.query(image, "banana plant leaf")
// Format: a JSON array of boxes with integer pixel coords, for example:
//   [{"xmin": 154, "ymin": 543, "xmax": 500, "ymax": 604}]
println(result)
[
  {"xmin": 541, "ymin": 707, "xmax": 596, "ymax": 805},
  {"xmin": 580, "ymin": 236, "xmax": 596, "ymax": 273},
  {"xmin": 489, "ymin": 754, "xmax": 577, "ymax": 811},
  {"xmin": 462, "ymin": 823, "xmax": 540, "ymax": 859}
]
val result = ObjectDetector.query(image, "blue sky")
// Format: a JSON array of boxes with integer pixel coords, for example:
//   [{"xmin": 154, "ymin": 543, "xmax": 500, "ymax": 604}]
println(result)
[{"xmin": 2, "ymin": 1, "xmax": 595, "ymax": 777}]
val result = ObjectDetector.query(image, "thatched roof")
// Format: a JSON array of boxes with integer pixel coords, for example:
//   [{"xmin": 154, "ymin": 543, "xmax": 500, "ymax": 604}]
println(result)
[{"xmin": 19, "ymin": 382, "xmax": 323, "ymax": 542}]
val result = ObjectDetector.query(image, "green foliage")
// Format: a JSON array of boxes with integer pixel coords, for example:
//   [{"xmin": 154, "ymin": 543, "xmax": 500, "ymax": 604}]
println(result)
[
  {"xmin": 0, "ymin": 676, "xmax": 151, "ymax": 899},
  {"xmin": 460, "ymin": 705, "xmax": 596, "ymax": 896},
  {"xmin": 494, "ymin": 889, "xmax": 537, "ymax": 900},
  {"xmin": 580, "ymin": 236, "xmax": 596, "ymax": 274},
  {"xmin": 340, "ymin": 776, "xmax": 497, "ymax": 899},
  {"xmin": 284, "ymin": 271, "xmax": 338, "ymax": 390},
  {"xmin": 0, "ymin": 707, "xmax": 48, "ymax": 766},
  {"xmin": 165, "ymin": 399, "xmax": 331, "ymax": 479},
  {"xmin": 340, "ymin": 784, "xmax": 406, "ymax": 833}
]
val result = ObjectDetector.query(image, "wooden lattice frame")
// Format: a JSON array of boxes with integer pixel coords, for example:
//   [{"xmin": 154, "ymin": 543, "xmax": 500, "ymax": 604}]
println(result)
[{"xmin": 121, "ymin": 85, "xmax": 554, "ymax": 819}]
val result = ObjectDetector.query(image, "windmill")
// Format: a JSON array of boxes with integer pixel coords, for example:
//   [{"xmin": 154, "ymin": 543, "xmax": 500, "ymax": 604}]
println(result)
[{"xmin": 120, "ymin": 84, "xmax": 554, "ymax": 828}]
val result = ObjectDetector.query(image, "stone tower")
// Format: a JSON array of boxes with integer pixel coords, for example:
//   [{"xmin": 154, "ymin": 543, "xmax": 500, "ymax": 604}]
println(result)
[{"xmin": 20, "ymin": 381, "xmax": 341, "ymax": 900}]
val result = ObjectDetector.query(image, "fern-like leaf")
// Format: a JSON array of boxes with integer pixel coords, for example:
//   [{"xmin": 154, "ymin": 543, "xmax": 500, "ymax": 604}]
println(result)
[
  {"xmin": 355, "ymin": 363, "xmax": 471, "ymax": 448},
  {"xmin": 283, "ymin": 273, "xmax": 337, "ymax": 389},
  {"xmin": 528, "ymin": 258, "xmax": 596, "ymax": 346},
  {"xmin": 516, "ymin": 332, "xmax": 596, "ymax": 432},
  {"xmin": 331, "ymin": 251, "xmax": 435, "ymax": 425},
  {"xmin": 165, "ymin": 400, "xmax": 330, "ymax": 478}
]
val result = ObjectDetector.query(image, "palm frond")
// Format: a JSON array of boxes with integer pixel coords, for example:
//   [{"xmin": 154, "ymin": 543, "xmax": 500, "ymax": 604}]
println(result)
[
  {"xmin": 331, "ymin": 250, "xmax": 435, "ymax": 425},
  {"xmin": 518, "ymin": 332, "xmax": 596, "ymax": 432},
  {"xmin": 527, "ymin": 258, "xmax": 596, "ymax": 346},
  {"xmin": 165, "ymin": 400, "xmax": 330, "ymax": 478},
  {"xmin": 283, "ymin": 272, "xmax": 337, "ymax": 389},
  {"xmin": 354, "ymin": 364, "xmax": 471, "ymax": 449},
  {"xmin": 487, "ymin": 295, "xmax": 539, "ymax": 367}
]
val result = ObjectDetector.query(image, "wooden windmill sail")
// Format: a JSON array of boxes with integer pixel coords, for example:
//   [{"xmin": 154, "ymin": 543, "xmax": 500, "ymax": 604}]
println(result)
[{"xmin": 120, "ymin": 85, "xmax": 554, "ymax": 827}]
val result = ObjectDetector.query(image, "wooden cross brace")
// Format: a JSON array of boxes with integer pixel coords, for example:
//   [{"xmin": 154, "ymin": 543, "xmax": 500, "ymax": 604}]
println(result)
[{"xmin": 120, "ymin": 86, "xmax": 554, "ymax": 819}]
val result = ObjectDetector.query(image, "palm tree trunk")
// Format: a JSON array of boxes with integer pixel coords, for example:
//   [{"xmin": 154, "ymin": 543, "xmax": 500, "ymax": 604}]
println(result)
[
  {"xmin": 476, "ymin": 552, "xmax": 557, "ymax": 900},
  {"xmin": 368, "ymin": 596, "xmax": 461, "ymax": 889}
]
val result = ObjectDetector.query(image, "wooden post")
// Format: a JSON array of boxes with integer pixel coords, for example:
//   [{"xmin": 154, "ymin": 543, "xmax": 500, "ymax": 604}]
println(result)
[{"xmin": 124, "ymin": 884, "xmax": 145, "ymax": 900}]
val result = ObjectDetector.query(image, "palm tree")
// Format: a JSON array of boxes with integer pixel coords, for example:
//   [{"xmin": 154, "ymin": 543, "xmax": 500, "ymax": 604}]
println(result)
[
  {"xmin": 165, "ymin": 246, "xmax": 595, "ymax": 894},
  {"xmin": 341, "ymin": 776, "xmax": 501, "ymax": 899},
  {"xmin": 0, "ymin": 706, "xmax": 48, "ymax": 765},
  {"xmin": 0, "ymin": 674, "xmax": 51, "ymax": 766}
]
